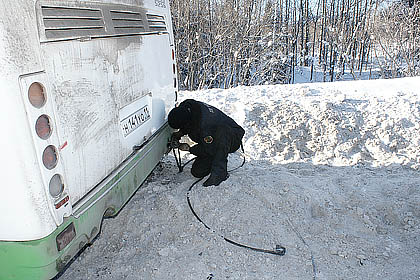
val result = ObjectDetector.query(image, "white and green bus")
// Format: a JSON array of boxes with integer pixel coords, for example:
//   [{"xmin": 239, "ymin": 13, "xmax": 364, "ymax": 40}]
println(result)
[{"xmin": 0, "ymin": 0, "xmax": 177, "ymax": 279}]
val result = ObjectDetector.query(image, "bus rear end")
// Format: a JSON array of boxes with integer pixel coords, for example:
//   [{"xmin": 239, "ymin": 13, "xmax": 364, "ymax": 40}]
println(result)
[{"xmin": 0, "ymin": 0, "xmax": 177, "ymax": 279}]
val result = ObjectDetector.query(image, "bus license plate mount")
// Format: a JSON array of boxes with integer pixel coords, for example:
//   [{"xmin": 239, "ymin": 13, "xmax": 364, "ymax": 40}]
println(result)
[{"xmin": 120, "ymin": 105, "xmax": 151, "ymax": 137}]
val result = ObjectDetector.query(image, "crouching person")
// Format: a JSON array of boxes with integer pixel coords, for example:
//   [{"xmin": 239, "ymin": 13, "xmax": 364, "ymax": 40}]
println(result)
[{"xmin": 168, "ymin": 99, "xmax": 245, "ymax": 187}]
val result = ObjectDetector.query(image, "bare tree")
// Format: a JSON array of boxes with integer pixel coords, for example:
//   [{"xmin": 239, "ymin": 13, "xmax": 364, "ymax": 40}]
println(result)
[{"xmin": 170, "ymin": 0, "xmax": 419, "ymax": 90}]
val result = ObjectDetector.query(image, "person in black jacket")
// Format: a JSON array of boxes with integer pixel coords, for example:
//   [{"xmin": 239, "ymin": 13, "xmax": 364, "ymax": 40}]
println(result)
[{"xmin": 168, "ymin": 99, "xmax": 245, "ymax": 187}]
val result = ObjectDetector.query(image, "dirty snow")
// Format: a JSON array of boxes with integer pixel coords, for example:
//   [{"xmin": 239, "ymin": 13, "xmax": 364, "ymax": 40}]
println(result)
[{"xmin": 59, "ymin": 77, "xmax": 420, "ymax": 280}]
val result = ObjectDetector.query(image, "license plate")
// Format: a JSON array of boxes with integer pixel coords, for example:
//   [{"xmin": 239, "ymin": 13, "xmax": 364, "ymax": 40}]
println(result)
[{"xmin": 120, "ymin": 105, "xmax": 151, "ymax": 137}]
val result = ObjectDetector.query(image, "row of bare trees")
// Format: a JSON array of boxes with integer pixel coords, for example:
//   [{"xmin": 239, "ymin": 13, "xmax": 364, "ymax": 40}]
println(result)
[
  {"xmin": 169, "ymin": 0, "xmax": 420, "ymax": 90},
  {"xmin": 373, "ymin": 0, "xmax": 420, "ymax": 77}
]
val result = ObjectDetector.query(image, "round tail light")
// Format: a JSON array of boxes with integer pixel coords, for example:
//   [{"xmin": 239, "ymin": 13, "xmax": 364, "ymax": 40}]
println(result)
[
  {"xmin": 49, "ymin": 174, "xmax": 64, "ymax": 197},
  {"xmin": 42, "ymin": 145, "xmax": 58, "ymax": 170},
  {"xmin": 28, "ymin": 82, "xmax": 46, "ymax": 108},
  {"xmin": 35, "ymin": 115, "xmax": 52, "ymax": 140}
]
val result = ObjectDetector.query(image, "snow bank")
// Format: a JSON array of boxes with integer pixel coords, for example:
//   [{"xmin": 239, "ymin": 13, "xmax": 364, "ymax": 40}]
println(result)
[{"xmin": 181, "ymin": 77, "xmax": 420, "ymax": 169}]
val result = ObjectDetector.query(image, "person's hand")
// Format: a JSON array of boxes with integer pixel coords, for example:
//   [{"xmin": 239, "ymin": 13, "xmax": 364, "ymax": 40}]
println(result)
[
  {"xmin": 170, "ymin": 131, "xmax": 184, "ymax": 149},
  {"xmin": 178, "ymin": 143, "xmax": 190, "ymax": 151},
  {"xmin": 171, "ymin": 130, "xmax": 183, "ymax": 142}
]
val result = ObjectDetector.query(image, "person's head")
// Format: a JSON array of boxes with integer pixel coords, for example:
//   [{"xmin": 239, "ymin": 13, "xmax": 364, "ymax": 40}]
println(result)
[{"xmin": 168, "ymin": 106, "xmax": 191, "ymax": 129}]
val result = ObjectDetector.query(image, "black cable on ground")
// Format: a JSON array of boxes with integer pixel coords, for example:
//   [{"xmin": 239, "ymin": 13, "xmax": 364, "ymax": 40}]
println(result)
[
  {"xmin": 171, "ymin": 142, "xmax": 286, "ymax": 257},
  {"xmin": 170, "ymin": 140, "xmax": 286, "ymax": 256},
  {"xmin": 186, "ymin": 177, "xmax": 286, "ymax": 256}
]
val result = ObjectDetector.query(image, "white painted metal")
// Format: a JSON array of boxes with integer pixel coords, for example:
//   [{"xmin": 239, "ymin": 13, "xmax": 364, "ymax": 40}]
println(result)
[{"xmin": 0, "ymin": 0, "xmax": 176, "ymax": 241}]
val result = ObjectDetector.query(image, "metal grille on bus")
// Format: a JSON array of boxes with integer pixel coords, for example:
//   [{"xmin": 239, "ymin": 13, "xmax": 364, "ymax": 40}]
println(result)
[
  {"xmin": 146, "ymin": 14, "xmax": 167, "ymax": 32},
  {"xmin": 110, "ymin": 10, "xmax": 146, "ymax": 35},
  {"xmin": 39, "ymin": 3, "xmax": 168, "ymax": 42},
  {"xmin": 41, "ymin": 5, "xmax": 107, "ymax": 40}
]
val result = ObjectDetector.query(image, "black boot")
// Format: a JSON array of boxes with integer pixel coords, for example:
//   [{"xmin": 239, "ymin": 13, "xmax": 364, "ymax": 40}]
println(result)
[
  {"xmin": 191, "ymin": 156, "xmax": 212, "ymax": 178},
  {"xmin": 203, "ymin": 172, "xmax": 229, "ymax": 187}
]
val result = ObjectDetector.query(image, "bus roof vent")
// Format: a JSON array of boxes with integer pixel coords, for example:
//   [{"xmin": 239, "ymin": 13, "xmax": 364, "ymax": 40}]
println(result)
[
  {"xmin": 110, "ymin": 10, "xmax": 146, "ymax": 35},
  {"xmin": 41, "ymin": 5, "xmax": 106, "ymax": 40},
  {"xmin": 146, "ymin": 14, "xmax": 167, "ymax": 32}
]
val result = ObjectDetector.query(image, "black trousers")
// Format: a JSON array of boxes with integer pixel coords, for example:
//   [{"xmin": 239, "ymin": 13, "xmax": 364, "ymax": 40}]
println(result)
[{"xmin": 190, "ymin": 125, "xmax": 243, "ymax": 178}]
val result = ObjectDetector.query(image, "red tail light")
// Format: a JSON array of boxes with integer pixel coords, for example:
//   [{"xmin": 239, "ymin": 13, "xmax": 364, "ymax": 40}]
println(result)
[
  {"xmin": 35, "ymin": 115, "xmax": 52, "ymax": 140},
  {"xmin": 28, "ymin": 82, "xmax": 46, "ymax": 108},
  {"xmin": 42, "ymin": 145, "xmax": 58, "ymax": 170},
  {"xmin": 55, "ymin": 195, "xmax": 68, "ymax": 209}
]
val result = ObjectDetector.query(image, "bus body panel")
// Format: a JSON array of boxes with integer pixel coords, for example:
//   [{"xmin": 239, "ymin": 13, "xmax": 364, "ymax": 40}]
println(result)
[
  {"xmin": 0, "ymin": 0, "xmax": 43, "ymax": 74},
  {"xmin": 0, "ymin": 0, "xmax": 176, "ymax": 250},
  {"xmin": 42, "ymin": 33, "xmax": 174, "ymax": 204},
  {"xmin": 0, "ymin": 0, "xmax": 176, "ymax": 276}
]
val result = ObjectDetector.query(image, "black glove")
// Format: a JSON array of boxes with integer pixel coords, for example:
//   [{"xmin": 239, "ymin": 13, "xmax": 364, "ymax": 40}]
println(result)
[
  {"xmin": 169, "ymin": 131, "xmax": 183, "ymax": 149},
  {"xmin": 178, "ymin": 143, "xmax": 190, "ymax": 151},
  {"xmin": 171, "ymin": 130, "xmax": 183, "ymax": 142}
]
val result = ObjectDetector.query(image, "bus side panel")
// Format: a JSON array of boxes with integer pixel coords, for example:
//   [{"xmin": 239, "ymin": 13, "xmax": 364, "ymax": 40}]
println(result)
[{"xmin": 41, "ymin": 33, "xmax": 174, "ymax": 204}]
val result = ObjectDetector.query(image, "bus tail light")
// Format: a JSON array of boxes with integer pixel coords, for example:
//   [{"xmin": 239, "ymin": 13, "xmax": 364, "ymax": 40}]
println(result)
[
  {"xmin": 172, "ymin": 49, "xmax": 177, "ymax": 90},
  {"xmin": 42, "ymin": 145, "xmax": 58, "ymax": 170},
  {"xmin": 55, "ymin": 195, "xmax": 69, "ymax": 209},
  {"xmin": 28, "ymin": 82, "xmax": 46, "ymax": 108},
  {"xmin": 49, "ymin": 174, "xmax": 64, "ymax": 197},
  {"xmin": 56, "ymin": 222, "xmax": 76, "ymax": 251},
  {"xmin": 35, "ymin": 115, "xmax": 52, "ymax": 140}
]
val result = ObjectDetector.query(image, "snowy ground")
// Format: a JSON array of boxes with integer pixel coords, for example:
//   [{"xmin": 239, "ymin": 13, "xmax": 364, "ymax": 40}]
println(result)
[
  {"xmin": 292, "ymin": 57, "xmax": 383, "ymax": 84},
  {"xmin": 59, "ymin": 77, "xmax": 420, "ymax": 280}
]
